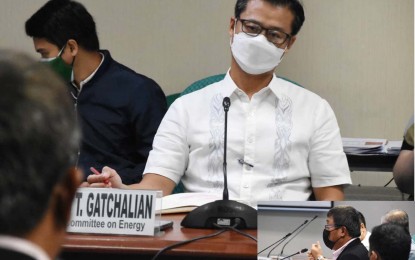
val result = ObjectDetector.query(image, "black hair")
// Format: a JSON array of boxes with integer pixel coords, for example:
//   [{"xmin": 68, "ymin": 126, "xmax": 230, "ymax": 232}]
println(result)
[
  {"xmin": 0, "ymin": 49, "xmax": 79, "ymax": 236},
  {"xmin": 357, "ymin": 211, "xmax": 366, "ymax": 227},
  {"xmin": 369, "ymin": 223, "xmax": 411, "ymax": 260},
  {"xmin": 327, "ymin": 206, "xmax": 361, "ymax": 238},
  {"xmin": 234, "ymin": 0, "xmax": 305, "ymax": 36},
  {"xmin": 25, "ymin": 0, "xmax": 99, "ymax": 51}
]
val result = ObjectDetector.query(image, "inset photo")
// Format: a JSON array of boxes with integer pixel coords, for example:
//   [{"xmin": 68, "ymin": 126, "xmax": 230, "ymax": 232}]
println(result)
[{"xmin": 258, "ymin": 201, "xmax": 415, "ymax": 260}]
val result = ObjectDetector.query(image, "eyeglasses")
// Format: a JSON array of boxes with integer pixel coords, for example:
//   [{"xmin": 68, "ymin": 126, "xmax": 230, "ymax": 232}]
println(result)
[
  {"xmin": 324, "ymin": 224, "xmax": 342, "ymax": 231},
  {"xmin": 237, "ymin": 19, "xmax": 292, "ymax": 46}
]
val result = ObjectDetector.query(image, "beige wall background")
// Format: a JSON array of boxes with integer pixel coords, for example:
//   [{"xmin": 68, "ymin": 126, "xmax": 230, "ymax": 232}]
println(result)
[{"xmin": 1, "ymin": 0, "xmax": 413, "ymax": 186}]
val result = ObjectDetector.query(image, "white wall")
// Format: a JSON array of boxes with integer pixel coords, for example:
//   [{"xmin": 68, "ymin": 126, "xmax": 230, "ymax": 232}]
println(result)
[
  {"xmin": 0, "ymin": 0, "xmax": 413, "ymax": 186},
  {"xmin": 258, "ymin": 201, "xmax": 415, "ymax": 258}
]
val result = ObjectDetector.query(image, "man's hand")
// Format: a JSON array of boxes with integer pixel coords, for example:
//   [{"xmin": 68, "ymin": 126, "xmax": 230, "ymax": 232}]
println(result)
[
  {"xmin": 310, "ymin": 241, "xmax": 324, "ymax": 259},
  {"xmin": 84, "ymin": 166, "xmax": 126, "ymax": 189},
  {"xmin": 307, "ymin": 249, "xmax": 315, "ymax": 260},
  {"xmin": 82, "ymin": 167, "xmax": 176, "ymax": 197}
]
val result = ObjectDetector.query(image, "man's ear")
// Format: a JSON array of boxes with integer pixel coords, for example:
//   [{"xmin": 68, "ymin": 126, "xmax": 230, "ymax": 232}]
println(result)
[
  {"xmin": 229, "ymin": 17, "xmax": 236, "ymax": 38},
  {"xmin": 339, "ymin": 226, "xmax": 348, "ymax": 237},
  {"xmin": 66, "ymin": 39, "xmax": 79, "ymax": 57},
  {"xmin": 370, "ymin": 250, "xmax": 378, "ymax": 260},
  {"xmin": 51, "ymin": 167, "xmax": 82, "ymax": 229}
]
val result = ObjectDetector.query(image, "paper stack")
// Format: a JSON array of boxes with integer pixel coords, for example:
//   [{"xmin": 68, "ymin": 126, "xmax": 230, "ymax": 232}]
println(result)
[
  {"xmin": 342, "ymin": 138, "xmax": 387, "ymax": 154},
  {"xmin": 342, "ymin": 138, "xmax": 403, "ymax": 155},
  {"xmin": 384, "ymin": 140, "xmax": 403, "ymax": 155}
]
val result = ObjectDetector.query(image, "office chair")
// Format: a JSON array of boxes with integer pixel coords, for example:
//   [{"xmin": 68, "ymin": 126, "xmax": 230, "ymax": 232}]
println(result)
[
  {"xmin": 166, "ymin": 93, "xmax": 180, "ymax": 108},
  {"xmin": 181, "ymin": 73, "xmax": 303, "ymax": 97},
  {"xmin": 180, "ymin": 74, "xmax": 226, "ymax": 97}
]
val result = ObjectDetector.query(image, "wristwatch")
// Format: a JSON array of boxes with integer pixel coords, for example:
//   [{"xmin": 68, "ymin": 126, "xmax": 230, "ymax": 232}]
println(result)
[{"xmin": 316, "ymin": 256, "xmax": 325, "ymax": 260}]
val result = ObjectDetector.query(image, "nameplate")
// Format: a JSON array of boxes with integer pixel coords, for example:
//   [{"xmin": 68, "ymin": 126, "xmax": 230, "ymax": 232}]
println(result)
[{"xmin": 67, "ymin": 188, "xmax": 159, "ymax": 236}]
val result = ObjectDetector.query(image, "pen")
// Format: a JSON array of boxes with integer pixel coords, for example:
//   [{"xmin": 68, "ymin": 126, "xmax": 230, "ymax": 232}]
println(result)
[
  {"xmin": 238, "ymin": 159, "xmax": 254, "ymax": 168},
  {"xmin": 90, "ymin": 167, "xmax": 109, "ymax": 184}
]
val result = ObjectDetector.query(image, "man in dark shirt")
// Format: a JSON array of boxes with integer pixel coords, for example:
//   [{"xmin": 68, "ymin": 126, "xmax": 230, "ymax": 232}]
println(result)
[{"xmin": 25, "ymin": 0, "xmax": 167, "ymax": 184}]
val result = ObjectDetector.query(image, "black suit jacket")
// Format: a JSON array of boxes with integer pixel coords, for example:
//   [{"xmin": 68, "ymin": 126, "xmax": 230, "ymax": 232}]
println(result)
[
  {"xmin": 337, "ymin": 238, "xmax": 369, "ymax": 260},
  {"xmin": 0, "ymin": 247, "xmax": 36, "ymax": 260}
]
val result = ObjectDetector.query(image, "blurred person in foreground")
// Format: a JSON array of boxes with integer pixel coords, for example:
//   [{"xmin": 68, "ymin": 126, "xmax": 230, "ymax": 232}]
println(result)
[{"xmin": 0, "ymin": 50, "xmax": 81, "ymax": 260}]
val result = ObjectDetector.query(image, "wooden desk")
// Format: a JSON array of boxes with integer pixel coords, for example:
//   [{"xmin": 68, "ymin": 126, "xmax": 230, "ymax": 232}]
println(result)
[
  {"xmin": 61, "ymin": 213, "xmax": 257, "ymax": 260},
  {"xmin": 346, "ymin": 153, "xmax": 398, "ymax": 172}
]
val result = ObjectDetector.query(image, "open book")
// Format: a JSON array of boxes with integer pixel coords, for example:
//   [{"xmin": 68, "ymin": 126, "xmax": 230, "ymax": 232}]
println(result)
[
  {"xmin": 156, "ymin": 192, "xmax": 255, "ymax": 214},
  {"xmin": 156, "ymin": 192, "xmax": 222, "ymax": 214}
]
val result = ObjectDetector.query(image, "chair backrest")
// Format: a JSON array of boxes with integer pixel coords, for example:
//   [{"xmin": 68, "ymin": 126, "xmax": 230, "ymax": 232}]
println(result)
[
  {"xmin": 166, "ymin": 93, "xmax": 180, "ymax": 108},
  {"xmin": 180, "ymin": 74, "xmax": 226, "ymax": 96},
  {"xmin": 180, "ymin": 73, "xmax": 303, "ymax": 96}
]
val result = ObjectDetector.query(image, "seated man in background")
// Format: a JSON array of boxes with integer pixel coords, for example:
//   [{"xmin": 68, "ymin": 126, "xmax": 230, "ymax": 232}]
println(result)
[
  {"xmin": 358, "ymin": 211, "xmax": 371, "ymax": 251},
  {"xmin": 87, "ymin": 0, "xmax": 351, "ymax": 201},
  {"xmin": 25, "ymin": 0, "xmax": 167, "ymax": 185},
  {"xmin": 309, "ymin": 206, "xmax": 368, "ymax": 260},
  {"xmin": 369, "ymin": 223, "xmax": 411, "ymax": 260},
  {"xmin": 381, "ymin": 209, "xmax": 415, "ymax": 259},
  {"xmin": 0, "ymin": 50, "xmax": 81, "ymax": 259},
  {"xmin": 393, "ymin": 116, "xmax": 414, "ymax": 198}
]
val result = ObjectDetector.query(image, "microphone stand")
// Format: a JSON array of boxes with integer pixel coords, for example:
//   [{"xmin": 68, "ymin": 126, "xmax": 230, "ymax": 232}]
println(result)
[
  {"xmin": 257, "ymin": 233, "xmax": 291, "ymax": 255},
  {"xmin": 279, "ymin": 215, "xmax": 318, "ymax": 257},
  {"xmin": 223, "ymin": 96, "xmax": 229, "ymax": 200},
  {"xmin": 260, "ymin": 220, "xmax": 308, "ymax": 257},
  {"xmin": 181, "ymin": 97, "xmax": 257, "ymax": 229}
]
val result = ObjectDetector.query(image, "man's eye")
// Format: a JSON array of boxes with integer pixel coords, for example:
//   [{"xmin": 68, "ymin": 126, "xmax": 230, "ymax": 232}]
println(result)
[
  {"xmin": 269, "ymin": 31, "xmax": 284, "ymax": 39},
  {"xmin": 244, "ymin": 22, "xmax": 261, "ymax": 33},
  {"xmin": 39, "ymin": 52, "xmax": 49, "ymax": 58}
]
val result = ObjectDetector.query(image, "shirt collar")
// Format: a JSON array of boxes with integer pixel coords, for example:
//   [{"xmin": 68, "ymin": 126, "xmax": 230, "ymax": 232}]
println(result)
[
  {"xmin": 332, "ymin": 237, "xmax": 358, "ymax": 260},
  {"xmin": 219, "ymin": 69, "xmax": 238, "ymax": 98},
  {"xmin": 220, "ymin": 69, "xmax": 280, "ymax": 100},
  {"xmin": 0, "ymin": 235, "xmax": 51, "ymax": 260},
  {"xmin": 71, "ymin": 52, "xmax": 105, "ymax": 90}
]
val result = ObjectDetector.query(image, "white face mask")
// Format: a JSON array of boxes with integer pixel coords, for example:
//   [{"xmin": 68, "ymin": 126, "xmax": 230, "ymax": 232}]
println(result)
[{"xmin": 231, "ymin": 31, "xmax": 286, "ymax": 75}]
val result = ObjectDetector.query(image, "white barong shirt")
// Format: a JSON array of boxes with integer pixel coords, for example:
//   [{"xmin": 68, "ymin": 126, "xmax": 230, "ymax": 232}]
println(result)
[{"xmin": 144, "ymin": 72, "xmax": 351, "ymax": 201}]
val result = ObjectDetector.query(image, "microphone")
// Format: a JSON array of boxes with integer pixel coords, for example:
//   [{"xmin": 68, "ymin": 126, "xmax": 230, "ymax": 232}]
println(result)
[
  {"xmin": 280, "ymin": 248, "xmax": 308, "ymax": 260},
  {"xmin": 279, "ymin": 215, "xmax": 318, "ymax": 257},
  {"xmin": 222, "ymin": 97, "xmax": 230, "ymax": 200},
  {"xmin": 259, "ymin": 219, "xmax": 308, "ymax": 257},
  {"xmin": 181, "ymin": 97, "xmax": 257, "ymax": 229}
]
